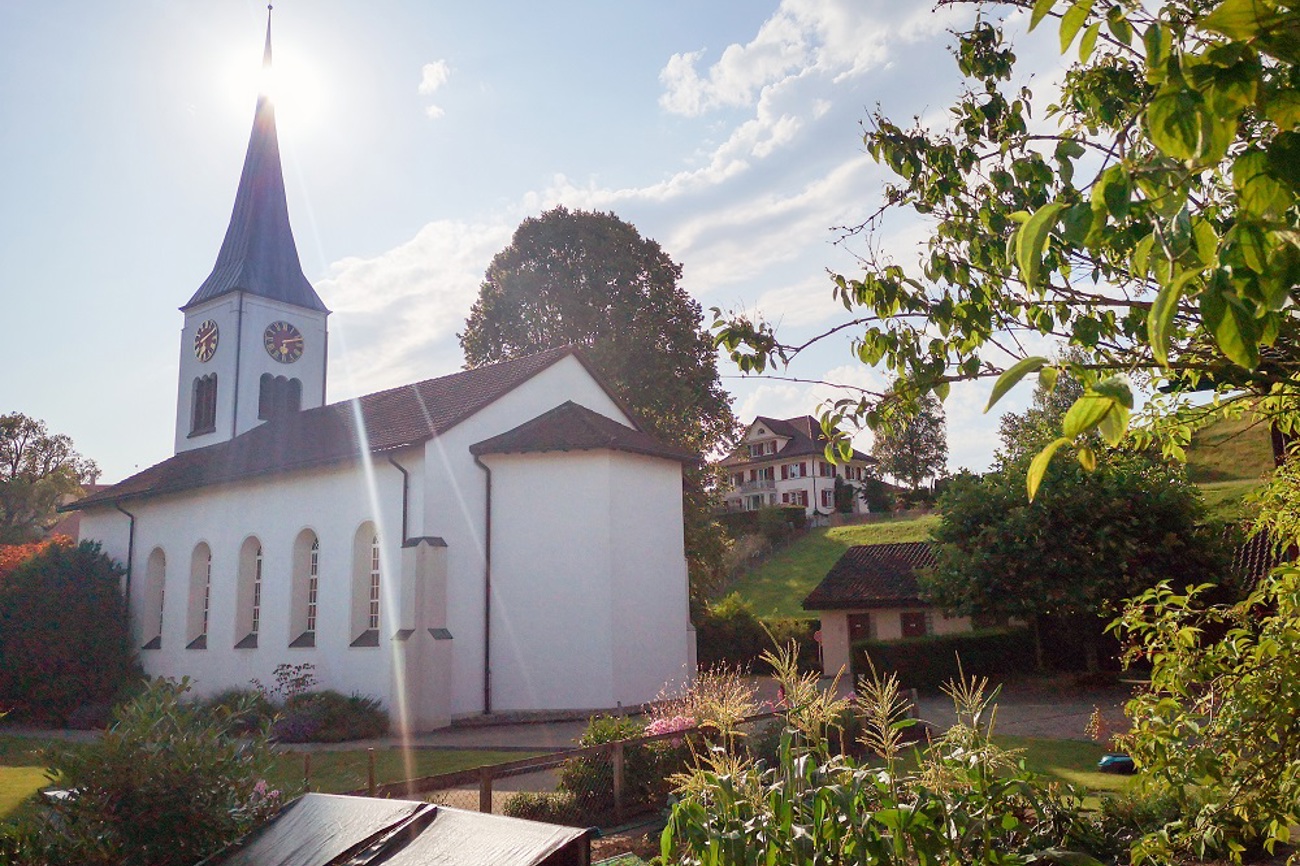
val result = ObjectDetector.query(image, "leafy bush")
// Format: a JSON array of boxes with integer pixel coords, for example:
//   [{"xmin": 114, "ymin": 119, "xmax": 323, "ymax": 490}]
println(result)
[
  {"xmin": 717, "ymin": 506, "xmax": 807, "ymax": 545},
  {"xmin": 852, "ymin": 628, "xmax": 1035, "ymax": 690},
  {"xmin": 0, "ymin": 541, "xmax": 137, "ymax": 724},
  {"xmin": 203, "ymin": 688, "xmax": 276, "ymax": 736},
  {"xmin": 271, "ymin": 690, "xmax": 388, "ymax": 743},
  {"xmin": 694, "ymin": 593, "xmax": 817, "ymax": 672},
  {"xmin": 501, "ymin": 791, "xmax": 584, "ymax": 825},
  {"xmin": 24, "ymin": 678, "xmax": 284, "ymax": 866}
]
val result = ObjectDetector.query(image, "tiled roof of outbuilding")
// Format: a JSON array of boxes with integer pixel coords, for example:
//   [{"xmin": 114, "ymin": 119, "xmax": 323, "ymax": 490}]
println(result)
[
  {"xmin": 471, "ymin": 401, "xmax": 693, "ymax": 462},
  {"xmin": 802, "ymin": 542, "xmax": 936, "ymax": 611},
  {"xmin": 69, "ymin": 347, "xmax": 594, "ymax": 510},
  {"xmin": 720, "ymin": 415, "xmax": 873, "ymax": 467}
]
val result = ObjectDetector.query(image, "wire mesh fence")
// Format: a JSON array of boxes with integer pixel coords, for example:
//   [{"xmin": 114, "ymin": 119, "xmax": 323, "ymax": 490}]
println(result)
[{"xmin": 342, "ymin": 712, "xmax": 787, "ymax": 830}]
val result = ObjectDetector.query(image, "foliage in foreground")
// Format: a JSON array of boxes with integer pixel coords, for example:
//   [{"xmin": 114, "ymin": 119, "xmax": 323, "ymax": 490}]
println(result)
[
  {"xmin": 0, "ymin": 540, "xmax": 136, "ymax": 725},
  {"xmin": 661, "ymin": 647, "xmax": 1100, "ymax": 865},
  {"xmin": 15, "ymin": 678, "xmax": 284, "ymax": 866},
  {"xmin": 1116, "ymin": 563, "xmax": 1300, "ymax": 864}
]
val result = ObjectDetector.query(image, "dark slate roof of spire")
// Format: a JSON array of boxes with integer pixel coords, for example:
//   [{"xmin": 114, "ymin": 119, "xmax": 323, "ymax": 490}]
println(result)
[
  {"xmin": 183, "ymin": 20, "xmax": 327, "ymax": 313},
  {"xmin": 68, "ymin": 347, "xmax": 620, "ymax": 510},
  {"xmin": 470, "ymin": 401, "xmax": 694, "ymax": 462}
]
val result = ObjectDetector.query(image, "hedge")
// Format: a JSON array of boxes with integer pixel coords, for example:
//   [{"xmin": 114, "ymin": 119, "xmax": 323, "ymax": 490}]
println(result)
[
  {"xmin": 852, "ymin": 628, "xmax": 1035, "ymax": 690},
  {"xmin": 694, "ymin": 593, "xmax": 818, "ymax": 673}
]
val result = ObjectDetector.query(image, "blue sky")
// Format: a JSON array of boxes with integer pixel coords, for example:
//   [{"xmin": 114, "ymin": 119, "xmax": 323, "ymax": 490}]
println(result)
[{"xmin": 0, "ymin": 1, "xmax": 1069, "ymax": 483}]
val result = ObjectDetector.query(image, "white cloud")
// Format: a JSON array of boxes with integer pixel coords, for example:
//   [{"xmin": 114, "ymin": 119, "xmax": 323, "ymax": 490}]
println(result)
[
  {"xmin": 418, "ymin": 59, "xmax": 451, "ymax": 119},
  {"xmin": 418, "ymin": 60, "xmax": 451, "ymax": 95}
]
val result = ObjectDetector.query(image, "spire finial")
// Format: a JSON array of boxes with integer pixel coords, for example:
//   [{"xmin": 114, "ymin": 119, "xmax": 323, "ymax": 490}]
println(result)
[{"xmin": 263, "ymin": 5, "xmax": 273, "ymax": 68}]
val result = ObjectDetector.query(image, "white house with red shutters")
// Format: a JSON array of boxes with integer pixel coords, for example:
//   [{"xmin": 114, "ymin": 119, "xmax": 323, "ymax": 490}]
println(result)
[
  {"xmin": 719, "ymin": 416, "xmax": 876, "ymax": 516},
  {"xmin": 67, "ymin": 20, "xmax": 694, "ymax": 732}
]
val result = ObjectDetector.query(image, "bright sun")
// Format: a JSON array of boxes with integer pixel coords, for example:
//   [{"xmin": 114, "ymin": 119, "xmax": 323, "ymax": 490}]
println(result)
[{"xmin": 221, "ymin": 39, "xmax": 326, "ymax": 132}]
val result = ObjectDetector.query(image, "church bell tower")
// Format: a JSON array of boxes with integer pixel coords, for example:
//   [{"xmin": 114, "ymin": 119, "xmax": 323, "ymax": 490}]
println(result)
[{"xmin": 175, "ymin": 10, "xmax": 329, "ymax": 455}]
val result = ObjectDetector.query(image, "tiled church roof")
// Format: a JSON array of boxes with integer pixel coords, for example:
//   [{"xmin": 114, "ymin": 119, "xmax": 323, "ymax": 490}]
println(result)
[
  {"xmin": 471, "ymin": 401, "xmax": 693, "ymax": 462},
  {"xmin": 70, "ymin": 348, "xmax": 633, "ymax": 509}
]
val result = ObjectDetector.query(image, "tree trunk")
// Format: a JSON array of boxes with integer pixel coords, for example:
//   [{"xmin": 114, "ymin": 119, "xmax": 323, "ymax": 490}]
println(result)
[{"xmin": 1032, "ymin": 615, "xmax": 1046, "ymax": 673}]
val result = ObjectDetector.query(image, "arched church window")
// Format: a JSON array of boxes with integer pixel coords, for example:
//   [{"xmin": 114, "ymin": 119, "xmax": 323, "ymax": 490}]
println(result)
[
  {"xmin": 289, "ymin": 530, "xmax": 319, "ymax": 648},
  {"xmin": 191, "ymin": 374, "xmax": 218, "ymax": 435},
  {"xmin": 142, "ymin": 547, "xmax": 166, "ymax": 650},
  {"xmin": 350, "ymin": 522, "xmax": 380, "ymax": 647},
  {"xmin": 235, "ymin": 537, "xmax": 263, "ymax": 649},
  {"xmin": 186, "ymin": 543, "xmax": 212, "ymax": 649},
  {"xmin": 258, "ymin": 373, "xmax": 303, "ymax": 420}
]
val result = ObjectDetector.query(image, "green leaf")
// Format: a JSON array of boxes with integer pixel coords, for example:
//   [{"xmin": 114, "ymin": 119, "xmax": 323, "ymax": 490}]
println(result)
[
  {"xmin": 1030, "ymin": 0, "xmax": 1058, "ymax": 31},
  {"xmin": 1092, "ymin": 375, "xmax": 1134, "ymax": 409},
  {"xmin": 1234, "ymin": 150, "xmax": 1290, "ymax": 218},
  {"xmin": 1201, "ymin": 287, "xmax": 1262, "ymax": 368},
  {"xmin": 1106, "ymin": 5, "xmax": 1133, "ymax": 44},
  {"xmin": 1097, "ymin": 402, "xmax": 1130, "ymax": 446},
  {"xmin": 1202, "ymin": 0, "xmax": 1285, "ymax": 41},
  {"xmin": 1143, "ymin": 22, "xmax": 1169, "ymax": 72},
  {"xmin": 1016, "ymin": 202, "xmax": 1067, "ymax": 289},
  {"xmin": 986, "ymin": 356, "xmax": 1049, "ymax": 412},
  {"xmin": 1028, "ymin": 438, "xmax": 1071, "ymax": 501},
  {"xmin": 1039, "ymin": 366, "xmax": 1059, "ymax": 392},
  {"xmin": 1147, "ymin": 90, "xmax": 1210, "ymax": 162},
  {"xmin": 1148, "ymin": 277, "xmax": 1185, "ymax": 366},
  {"xmin": 1060, "ymin": 0, "xmax": 1097, "ymax": 52},
  {"xmin": 1077, "ymin": 444, "xmax": 1097, "ymax": 471},
  {"xmin": 1063, "ymin": 395, "xmax": 1114, "ymax": 438},
  {"xmin": 1133, "ymin": 232, "xmax": 1156, "ymax": 278},
  {"xmin": 1079, "ymin": 21, "xmax": 1102, "ymax": 61}
]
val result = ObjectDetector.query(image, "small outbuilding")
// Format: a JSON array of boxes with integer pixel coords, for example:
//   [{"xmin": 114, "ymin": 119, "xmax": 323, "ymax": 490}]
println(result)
[
  {"xmin": 206, "ymin": 792, "xmax": 593, "ymax": 866},
  {"xmin": 802, "ymin": 542, "xmax": 973, "ymax": 678}
]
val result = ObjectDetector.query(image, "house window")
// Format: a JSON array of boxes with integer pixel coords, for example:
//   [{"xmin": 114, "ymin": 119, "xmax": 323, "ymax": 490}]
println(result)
[
  {"xmin": 821, "ymin": 489, "xmax": 834, "ymax": 508},
  {"xmin": 788, "ymin": 463, "xmax": 805, "ymax": 479},
  {"xmin": 760, "ymin": 466, "xmax": 774, "ymax": 481},
  {"xmin": 350, "ymin": 522, "xmax": 380, "ymax": 647},
  {"xmin": 793, "ymin": 490, "xmax": 808, "ymax": 507},
  {"xmin": 186, "ymin": 543, "xmax": 211, "ymax": 649},
  {"xmin": 258, "ymin": 373, "xmax": 303, "ymax": 420},
  {"xmin": 748, "ymin": 443, "xmax": 764, "ymax": 458},
  {"xmin": 142, "ymin": 547, "xmax": 166, "ymax": 650},
  {"xmin": 819, "ymin": 461, "xmax": 835, "ymax": 478},
  {"xmin": 190, "ymin": 374, "xmax": 218, "ymax": 435},
  {"xmin": 848, "ymin": 613, "xmax": 872, "ymax": 642},
  {"xmin": 901, "ymin": 611, "xmax": 929, "ymax": 638},
  {"xmin": 289, "ymin": 530, "xmax": 319, "ymax": 648},
  {"xmin": 767, "ymin": 441, "xmax": 777, "ymax": 454},
  {"xmin": 235, "ymin": 537, "xmax": 263, "ymax": 648}
]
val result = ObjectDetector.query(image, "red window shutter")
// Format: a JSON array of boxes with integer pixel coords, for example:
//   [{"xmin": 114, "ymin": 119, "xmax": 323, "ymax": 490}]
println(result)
[
  {"xmin": 781, "ymin": 464, "xmax": 788, "ymax": 480},
  {"xmin": 800, "ymin": 461, "xmax": 806, "ymax": 475}
]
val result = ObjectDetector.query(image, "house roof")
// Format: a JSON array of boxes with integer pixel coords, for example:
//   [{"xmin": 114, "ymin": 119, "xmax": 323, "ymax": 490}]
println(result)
[
  {"xmin": 802, "ymin": 542, "xmax": 936, "ymax": 611},
  {"xmin": 471, "ymin": 400, "xmax": 694, "ymax": 462},
  {"xmin": 720, "ymin": 415, "xmax": 874, "ymax": 467},
  {"xmin": 183, "ymin": 20, "xmax": 327, "ymax": 314},
  {"xmin": 69, "ymin": 347, "xmax": 608, "ymax": 510}
]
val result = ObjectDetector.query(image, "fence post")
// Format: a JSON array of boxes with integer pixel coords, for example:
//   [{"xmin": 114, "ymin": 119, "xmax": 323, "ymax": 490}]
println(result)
[
  {"xmin": 479, "ymin": 767, "xmax": 493, "ymax": 813},
  {"xmin": 367, "ymin": 748, "xmax": 376, "ymax": 796},
  {"xmin": 612, "ymin": 741, "xmax": 625, "ymax": 824}
]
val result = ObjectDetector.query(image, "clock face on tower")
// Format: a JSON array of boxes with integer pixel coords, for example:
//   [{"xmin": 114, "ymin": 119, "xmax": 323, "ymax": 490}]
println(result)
[
  {"xmin": 264, "ymin": 321, "xmax": 304, "ymax": 363},
  {"xmin": 194, "ymin": 320, "xmax": 219, "ymax": 362}
]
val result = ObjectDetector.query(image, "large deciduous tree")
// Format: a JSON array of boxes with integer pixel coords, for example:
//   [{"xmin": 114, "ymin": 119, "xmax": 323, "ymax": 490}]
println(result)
[
  {"xmin": 925, "ymin": 452, "xmax": 1226, "ymax": 672},
  {"xmin": 460, "ymin": 206, "xmax": 736, "ymax": 599},
  {"xmin": 869, "ymin": 390, "xmax": 948, "ymax": 490},
  {"xmin": 0, "ymin": 413, "xmax": 99, "ymax": 543}
]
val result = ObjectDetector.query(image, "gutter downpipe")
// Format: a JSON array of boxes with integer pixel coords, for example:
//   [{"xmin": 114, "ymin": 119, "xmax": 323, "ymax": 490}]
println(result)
[
  {"xmin": 230, "ymin": 292, "xmax": 245, "ymax": 439},
  {"xmin": 473, "ymin": 454, "xmax": 492, "ymax": 715},
  {"xmin": 113, "ymin": 501, "xmax": 137, "ymax": 624},
  {"xmin": 386, "ymin": 456, "xmax": 410, "ymax": 543}
]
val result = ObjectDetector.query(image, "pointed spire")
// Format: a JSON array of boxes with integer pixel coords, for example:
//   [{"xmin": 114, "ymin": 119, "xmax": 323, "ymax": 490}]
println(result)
[{"xmin": 185, "ymin": 7, "xmax": 328, "ymax": 313}]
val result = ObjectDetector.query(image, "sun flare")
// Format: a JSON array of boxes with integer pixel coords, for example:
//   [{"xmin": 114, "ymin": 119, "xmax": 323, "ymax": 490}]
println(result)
[{"xmin": 220, "ymin": 40, "xmax": 326, "ymax": 131}]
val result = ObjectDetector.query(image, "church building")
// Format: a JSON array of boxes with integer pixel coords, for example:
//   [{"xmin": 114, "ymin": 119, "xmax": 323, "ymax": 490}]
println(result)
[{"xmin": 70, "ymin": 21, "xmax": 695, "ymax": 730}]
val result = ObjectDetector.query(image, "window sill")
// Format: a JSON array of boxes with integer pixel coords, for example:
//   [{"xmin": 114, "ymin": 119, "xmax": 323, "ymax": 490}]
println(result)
[
  {"xmin": 289, "ymin": 631, "xmax": 316, "ymax": 649},
  {"xmin": 141, "ymin": 636, "xmax": 161, "ymax": 650},
  {"xmin": 186, "ymin": 635, "xmax": 207, "ymax": 650},
  {"xmin": 234, "ymin": 632, "xmax": 258, "ymax": 649},
  {"xmin": 350, "ymin": 629, "xmax": 379, "ymax": 648}
]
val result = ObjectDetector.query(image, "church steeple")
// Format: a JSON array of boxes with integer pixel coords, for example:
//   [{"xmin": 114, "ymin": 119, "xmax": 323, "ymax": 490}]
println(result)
[
  {"xmin": 174, "ymin": 8, "xmax": 330, "ymax": 455},
  {"xmin": 184, "ymin": 8, "xmax": 327, "ymax": 313}
]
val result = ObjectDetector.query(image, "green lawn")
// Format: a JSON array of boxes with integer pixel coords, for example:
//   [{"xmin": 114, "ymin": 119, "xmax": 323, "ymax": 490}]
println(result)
[
  {"xmin": 726, "ymin": 516, "xmax": 940, "ymax": 618},
  {"xmin": 995, "ymin": 735, "xmax": 1131, "ymax": 794},
  {"xmin": 1186, "ymin": 413, "xmax": 1274, "ymax": 485},
  {"xmin": 0, "ymin": 734, "xmax": 540, "ymax": 822}
]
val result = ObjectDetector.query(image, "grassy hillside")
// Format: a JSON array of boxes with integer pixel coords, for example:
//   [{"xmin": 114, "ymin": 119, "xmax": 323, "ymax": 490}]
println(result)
[
  {"xmin": 725, "ymin": 515, "xmax": 939, "ymax": 619},
  {"xmin": 1186, "ymin": 412, "xmax": 1274, "ymax": 522}
]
